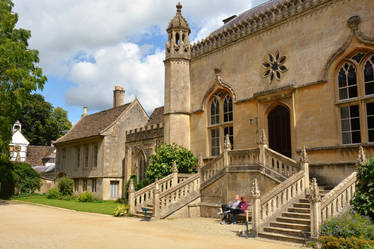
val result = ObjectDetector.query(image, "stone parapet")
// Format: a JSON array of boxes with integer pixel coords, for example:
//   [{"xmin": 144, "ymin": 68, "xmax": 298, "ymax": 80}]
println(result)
[
  {"xmin": 191, "ymin": 0, "xmax": 333, "ymax": 59},
  {"xmin": 126, "ymin": 123, "xmax": 163, "ymax": 143}
]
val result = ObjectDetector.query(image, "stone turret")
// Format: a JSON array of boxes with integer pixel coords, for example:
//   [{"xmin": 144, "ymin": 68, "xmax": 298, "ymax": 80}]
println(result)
[{"xmin": 164, "ymin": 2, "xmax": 191, "ymax": 149}]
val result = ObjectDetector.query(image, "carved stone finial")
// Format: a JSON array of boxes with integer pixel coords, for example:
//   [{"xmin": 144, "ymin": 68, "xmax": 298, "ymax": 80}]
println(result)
[
  {"xmin": 300, "ymin": 146, "xmax": 309, "ymax": 163},
  {"xmin": 155, "ymin": 180, "xmax": 160, "ymax": 192},
  {"xmin": 224, "ymin": 134, "xmax": 232, "ymax": 151},
  {"xmin": 214, "ymin": 67, "xmax": 221, "ymax": 76},
  {"xmin": 357, "ymin": 145, "xmax": 367, "ymax": 165},
  {"xmin": 347, "ymin": 15, "xmax": 360, "ymax": 31},
  {"xmin": 172, "ymin": 161, "xmax": 178, "ymax": 173},
  {"xmin": 176, "ymin": 2, "xmax": 182, "ymax": 13},
  {"xmin": 309, "ymin": 178, "xmax": 320, "ymax": 202},
  {"xmin": 259, "ymin": 129, "xmax": 267, "ymax": 145},
  {"xmin": 129, "ymin": 179, "xmax": 135, "ymax": 192},
  {"xmin": 251, "ymin": 178, "xmax": 260, "ymax": 198},
  {"xmin": 198, "ymin": 155, "xmax": 204, "ymax": 168}
]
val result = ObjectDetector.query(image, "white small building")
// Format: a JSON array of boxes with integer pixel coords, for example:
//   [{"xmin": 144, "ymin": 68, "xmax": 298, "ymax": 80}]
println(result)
[{"xmin": 9, "ymin": 121, "xmax": 29, "ymax": 162}]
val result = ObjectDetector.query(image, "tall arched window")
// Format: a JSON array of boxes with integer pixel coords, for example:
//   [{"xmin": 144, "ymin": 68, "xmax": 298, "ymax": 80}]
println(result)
[
  {"xmin": 337, "ymin": 51, "xmax": 374, "ymax": 144},
  {"xmin": 138, "ymin": 152, "xmax": 146, "ymax": 182},
  {"xmin": 209, "ymin": 92, "xmax": 233, "ymax": 156}
]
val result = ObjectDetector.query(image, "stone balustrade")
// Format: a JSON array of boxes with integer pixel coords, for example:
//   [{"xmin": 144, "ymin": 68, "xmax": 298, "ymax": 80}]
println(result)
[
  {"xmin": 200, "ymin": 153, "xmax": 224, "ymax": 184},
  {"xmin": 191, "ymin": 0, "xmax": 330, "ymax": 58},
  {"xmin": 264, "ymin": 147, "xmax": 299, "ymax": 178},
  {"xmin": 228, "ymin": 148, "xmax": 259, "ymax": 166},
  {"xmin": 321, "ymin": 171, "xmax": 357, "ymax": 223},
  {"xmin": 156, "ymin": 173, "xmax": 201, "ymax": 219}
]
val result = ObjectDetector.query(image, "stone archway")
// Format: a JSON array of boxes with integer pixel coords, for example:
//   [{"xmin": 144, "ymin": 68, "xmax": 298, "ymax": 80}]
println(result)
[{"xmin": 267, "ymin": 105, "xmax": 291, "ymax": 157}]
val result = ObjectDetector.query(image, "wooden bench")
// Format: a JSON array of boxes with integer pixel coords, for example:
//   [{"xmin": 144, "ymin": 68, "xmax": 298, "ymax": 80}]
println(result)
[{"xmin": 220, "ymin": 208, "xmax": 252, "ymax": 224}]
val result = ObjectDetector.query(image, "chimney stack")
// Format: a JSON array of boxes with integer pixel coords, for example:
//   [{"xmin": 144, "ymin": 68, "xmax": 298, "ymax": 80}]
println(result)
[
  {"xmin": 82, "ymin": 106, "xmax": 87, "ymax": 117},
  {"xmin": 113, "ymin": 86, "xmax": 125, "ymax": 107}
]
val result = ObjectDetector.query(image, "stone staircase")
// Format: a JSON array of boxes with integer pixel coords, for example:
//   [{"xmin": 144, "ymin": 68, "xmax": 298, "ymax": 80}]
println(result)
[{"xmin": 258, "ymin": 185, "xmax": 331, "ymax": 244}]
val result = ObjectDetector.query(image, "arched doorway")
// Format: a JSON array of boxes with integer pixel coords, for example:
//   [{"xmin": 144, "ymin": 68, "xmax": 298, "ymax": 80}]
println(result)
[{"xmin": 267, "ymin": 105, "xmax": 291, "ymax": 157}]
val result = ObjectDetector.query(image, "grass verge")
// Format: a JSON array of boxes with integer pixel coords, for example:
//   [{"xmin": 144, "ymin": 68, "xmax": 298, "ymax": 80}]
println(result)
[{"xmin": 13, "ymin": 195, "xmax": 118, "ymax": 215}]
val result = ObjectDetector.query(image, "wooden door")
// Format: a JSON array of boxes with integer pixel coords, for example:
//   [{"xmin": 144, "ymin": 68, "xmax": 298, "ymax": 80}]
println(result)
[{"xmin": 268, "ymin": 105, "xmax": 291, "ymax": 157}]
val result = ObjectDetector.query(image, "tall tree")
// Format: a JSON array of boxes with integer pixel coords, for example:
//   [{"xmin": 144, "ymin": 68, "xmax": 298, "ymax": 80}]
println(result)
[
  {"xmin": 0, "ymin": 0, "xmax": 47, "ymax": 157},
  {"xmin": 19, "ymin": 94, "xmax": 72, "ymax": 146}
]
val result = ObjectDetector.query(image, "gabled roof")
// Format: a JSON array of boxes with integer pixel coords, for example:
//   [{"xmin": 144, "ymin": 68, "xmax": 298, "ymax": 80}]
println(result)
[
  {"xmin": 147, "ymin": 106, "xmax": 164, "ymax": 125},
  {"xmin": 11, "ymin": 130, "xmax": 29, "ymax": 145},
  {"xmin": 55, "ymin": 103, "xmax": 131, "ymax": 144},
  {"xmin": 26, "ymin": 146, "xmax": 54, "ymax": 166}
]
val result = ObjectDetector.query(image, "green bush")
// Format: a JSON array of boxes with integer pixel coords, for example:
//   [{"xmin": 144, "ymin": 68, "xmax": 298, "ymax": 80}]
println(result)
[
  {"xmin": 46, "ymin": 188, "xmax": 61, "ymax": 199},
  {"xmin": 58, "ymin": 178, "xmax": 73, "ymax": 196},
  {"xmin": 12, "ymin": 162, "xmax": 40, "ymax": 194},
  {"xmin": 145, "ymin": 143, "xmax": 198, "ymax": 182},
  {"xmin": 320, "ymin": 211, "xmax": 374, "ymax": 239},
  {"xmin": 113, "ymin": 204, "xmax": 129, "ymax": 217},
  {"xmin": 0, "ymin": 157, "xmax": 15, "ymax": 199},
  {"xmin": 78, "ymin": 191, "xmax": 94, "ymax": 202},
  {"xmin": 352, "ymin": 158, "xmax": 374, "ymax": 220},
  {"xmin": 319, "ymin": 235, "xmax": 374, "ymax": 249}
]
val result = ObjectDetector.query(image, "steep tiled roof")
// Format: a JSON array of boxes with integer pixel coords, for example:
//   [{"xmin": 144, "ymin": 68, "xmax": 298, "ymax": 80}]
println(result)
[
  {"xmin": 55, "ymin": 103, "xmax": 131, "ymax": 144},
  {"xmin": 147, "ymin": 106, "xmax": 164, "ymax": 125},
  {"xmin": 26, "ymin": 146, "xmax": 54, "ymax": 166}
]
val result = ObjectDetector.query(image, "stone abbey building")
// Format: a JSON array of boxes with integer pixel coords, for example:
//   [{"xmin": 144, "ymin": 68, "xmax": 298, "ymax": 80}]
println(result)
[{"xmin": 56, "ymin": 0, "xmax": 374, "ymax": 213}]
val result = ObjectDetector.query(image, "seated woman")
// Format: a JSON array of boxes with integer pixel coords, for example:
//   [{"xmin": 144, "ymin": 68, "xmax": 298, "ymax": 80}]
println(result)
[{"xmin": 231, "ymin": 196, "xmax": 248, "ymax": 224}]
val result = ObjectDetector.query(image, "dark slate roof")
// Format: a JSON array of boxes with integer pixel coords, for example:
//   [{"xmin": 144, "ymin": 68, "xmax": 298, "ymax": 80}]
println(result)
[
  {"xmin": 55, "ymin": 103, "xmax": 131, "ymax": 144},
  {"xmin": 211, "ymin": 0, "xmax": 285, "ymax": 36},
  {"xmin": 26, "ymin": 146, "xmax": 54, "ymax": 166},
  {"xmin": 147, "ymin": 106, "xmax": 164, "ymax": 125}
]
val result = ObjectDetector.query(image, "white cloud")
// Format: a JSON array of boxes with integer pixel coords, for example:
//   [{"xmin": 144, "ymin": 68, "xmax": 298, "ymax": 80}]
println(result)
[
  {"xmin": 12, "ymin": 0, "xmax": 266, "ymax": 113},
  {"xmin": 66, "ymin": 42, "xmax": 164, "ymax": 112}
]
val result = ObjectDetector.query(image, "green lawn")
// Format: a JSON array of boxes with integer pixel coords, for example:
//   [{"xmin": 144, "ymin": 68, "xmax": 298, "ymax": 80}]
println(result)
[{"xmin": 13, "ymin": 195, "xmax": 120, "ymax": 215}]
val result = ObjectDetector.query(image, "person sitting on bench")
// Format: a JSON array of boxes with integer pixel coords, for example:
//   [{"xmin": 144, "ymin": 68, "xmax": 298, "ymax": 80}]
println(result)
[
  {"xmin": 231, "ymin": 196, "xmax": 248, "ymax": 224},
  {"xmin": 218, "ymin": 195, "xmax": 240, "ymax": 224}
]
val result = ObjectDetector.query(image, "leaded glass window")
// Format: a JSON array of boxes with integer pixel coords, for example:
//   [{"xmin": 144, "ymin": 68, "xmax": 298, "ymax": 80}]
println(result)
[
  {"xmin": 210, "ymin": 98, "xmax": 219, "ymax": 124},
  {"xmin": 364, "ymin": 56, "xmax": 374, "ymax": 95},
  {"xmin": 340, "ymin": 105, "xmax": 361, "ymax": 144},
  {"xmin": 338, "ymin": 63, "xmax": 357, "ymax": 100},
  {"xmin": 211, "ymin": 129, "xmax": 220, "ymax": 156},
  {"xmin": 367, "ymin": 102, "xmax": 374, "ymax": 142},
  {"xmin": 223, "ymin": 95, "xmax": 233, "ymax": 122},
  {"xmin": 224, "ymin": 126, "xmax": 233, "ymax": 150}
]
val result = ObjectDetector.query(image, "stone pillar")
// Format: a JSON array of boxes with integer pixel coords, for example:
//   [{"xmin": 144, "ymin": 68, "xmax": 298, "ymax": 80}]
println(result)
[
  {"xmin": 223, "ymin": 134, "xmax": 231, "ymax": 168},
  {"xmin": 198, "ymin": 155, "xmax": 204, "ymax": 173},
  {"xmin": 172, "ymin": 161, "xmax": 179, "ymax": 186},
  {"xmin": 128, "ymin": 179, "xmax": 135, "ymax": 215},
  {"xmin": 309, "ymin": 178, "xmax": 321, "ymax": 239},
  {"xmin": 153, "ymin": 180, "xmax": 160, "ymax": 219},
  {"xmin": 250, "ymin": 178, "xmax": 261, "ymax": 236},
  {"xmin": 357, "ymin": 145, "xmax": 367, "ymax": 166},
  {"xmin": 258, "ymin": 129, "xmax": 268, "ymax": 171},
  {"xmin": 299, "ymin": 146, "xmax": 310, "ymax": 193}
]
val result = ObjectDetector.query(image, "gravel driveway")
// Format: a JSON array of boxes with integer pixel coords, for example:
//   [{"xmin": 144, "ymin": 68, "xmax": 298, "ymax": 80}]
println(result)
[{"xmin": 0, "ymin": 201, "xmax": 299, "ymax": 249}]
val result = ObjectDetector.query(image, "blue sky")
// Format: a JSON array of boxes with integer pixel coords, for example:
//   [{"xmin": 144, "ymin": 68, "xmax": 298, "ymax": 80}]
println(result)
[{"xmin": 13, "ymin": 0, "xmax": 266, "ymax": 124}]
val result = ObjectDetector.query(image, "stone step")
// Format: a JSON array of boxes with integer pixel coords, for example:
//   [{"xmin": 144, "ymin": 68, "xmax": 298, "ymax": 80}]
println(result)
[
  {"xmin": 294, "ymin": 203, "xmax": 310, "ymax": 208},
  {"xmin": 288, "ymin": 207, "xmax": 310, "ymax": 214},
  {"xmin": 258, "ymin": 231, "xmax": 305, "ymax": 244},
  {"xmin": 299, "ymin": 198, "xmax": 309, "ymax": 203},
  {"xmin": 263, "ymin": 226, "xmax": 311, "ymax": 238},
  {"xmin": 276, "ymin": 216, "xmax": 310, "ymax": 225},
  {"xmin": 282, "ymin": 212, "xmax": 310, "ymax": 219},
  {"xmin": 270, "ymin": 221, "xmax": 310, "ymax": 231}
]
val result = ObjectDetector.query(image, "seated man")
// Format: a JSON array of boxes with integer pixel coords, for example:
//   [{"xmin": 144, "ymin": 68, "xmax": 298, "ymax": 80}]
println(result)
[
  {"xmin": 218, "ymin": 195, "xmax": 240, "ymax": 224},
  {"xmin": 231, "ymin": 196, "xmax": 248, "ymax": 224}
]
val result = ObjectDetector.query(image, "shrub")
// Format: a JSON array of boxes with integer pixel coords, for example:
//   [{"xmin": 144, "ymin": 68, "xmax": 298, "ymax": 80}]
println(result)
[
  {"xmin": 145, "ymin": 143, "xmax": 198, "ymax": 182},
  {"xmin": 352, "ymin": 158, "xmax": 374, "ymax": 220},
  {"xmin": 46, "ymin": 188, "xmax": 61, "ymax": 199},
  {"xmin": 78, "ymin": 191, "xmax": 94, "ymax": 202},
  {"xmin": 320, "ymin": 211, "xmax": 374, "ymax": 240},
  {"xmin": 12, "ymin": 162, "xmax": 40, "ymax": 194},
  {"xmin": 319, "ymin": 235, "xmax": 374, "ymax": 249},
  {"xmin": 58, "ymin": 178, "xmax": 74, "ymax": 196},
  {"xmin": 0, "ymin": 157, "xmax": 15, "ymax": 199},
  {"xmin": 113, "ymin": 204, "xmax": 129, "ymax": 217}
]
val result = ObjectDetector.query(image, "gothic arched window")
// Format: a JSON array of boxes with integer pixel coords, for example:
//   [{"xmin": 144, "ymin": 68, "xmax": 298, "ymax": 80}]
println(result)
[
  {"xmin": 338, "ymin": 63, "xmax": 357, "ymax": 100},
  {"xmin": 138, "ymin": 152, "xmax": 146, "ymax": 182},
  {"xmin": 208, "ymin": 92, "xmax": 233, "ymax": 156},
  {"xmin": 364, "ymin": 56, "xmax": 374, "ymax": 95}
]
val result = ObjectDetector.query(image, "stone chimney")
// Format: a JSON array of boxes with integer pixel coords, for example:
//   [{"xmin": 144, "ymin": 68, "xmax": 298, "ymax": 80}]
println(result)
[
  {"xmin": 113, "ymin": 86, "xmax": 125, "ymax": 107},
  {"xmin": 82, "ymin": 106, "xmax": 87, "ymax": 117}
]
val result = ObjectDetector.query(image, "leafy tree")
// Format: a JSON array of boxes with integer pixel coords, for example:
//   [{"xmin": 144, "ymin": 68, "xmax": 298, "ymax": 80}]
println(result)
[
  {"xmin": 19, "ymin": 93, "xmax": 71, "ymax": 146},
  {"xmin": 352, "ymin": 158, "xmax": 374, "ymax": 220},
  {"xmin": 0, "ymin": 0, "xmax": 47, "ymax": 156},
  {"xmin": 145, "ymin": 143, "xmax": 198, "ymax": 182},
  {"xmin": 0, "ymin": 157, "xmax": 15, "ymax": 199}
]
